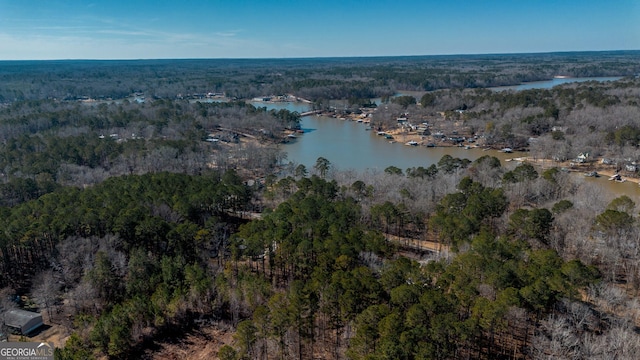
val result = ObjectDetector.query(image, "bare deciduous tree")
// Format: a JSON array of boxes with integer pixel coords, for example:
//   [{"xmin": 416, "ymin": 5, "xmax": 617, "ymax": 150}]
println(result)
[{"xmin": 31, "ymin": 270, "xmax": 59, "ymax": 324}]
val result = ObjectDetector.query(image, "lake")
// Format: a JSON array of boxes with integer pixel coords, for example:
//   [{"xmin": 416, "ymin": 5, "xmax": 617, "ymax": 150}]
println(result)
[
  {"xmin": 283, "ymin": 114, "xmax": 640, "ymax": 198},
  {"xmin": 254, "ymin": 97, "xmax": 640, "ymax": 198},
  {"xmin": 250, "ymin": 101, "xmax": 516, "ymax": 170},
  {"xmin": 256, "ymin": 76, "xmax": 626, "ymax": 171},
  {"xmin": 490, "ymin": 76, "xmax": 623, "ymax": 91},
  {"xmin": 284, "ymin": 114, "xmax": 523, "ymax": 171}
]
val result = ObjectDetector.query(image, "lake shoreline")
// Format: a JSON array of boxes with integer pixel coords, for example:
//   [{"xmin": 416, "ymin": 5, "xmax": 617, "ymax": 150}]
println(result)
[{"xmin": 515, "ymin": 156, "xmax": 640, "ymax": 185}]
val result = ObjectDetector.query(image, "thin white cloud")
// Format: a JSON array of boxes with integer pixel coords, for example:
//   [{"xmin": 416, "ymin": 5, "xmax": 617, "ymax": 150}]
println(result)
[
  {"xmin": 96, "ymin": 29, "xmax": 155, "ymax": 37},
  {"xmin": 0, "ymin": 4, "xmax": 287, "ymax": 59},
  {"xmin": 0, "ymin": 28, "xmax": 282, "ymax": 59},
  {"xmin": 214, "ymin": 30, "xmax": 241, "ymax": 37}
]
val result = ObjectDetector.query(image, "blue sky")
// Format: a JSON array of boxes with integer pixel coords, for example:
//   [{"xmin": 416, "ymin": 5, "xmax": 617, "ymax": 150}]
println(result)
[{"xmin": 0, "ymin": 0, "xmax": 638, "ymax": 60}]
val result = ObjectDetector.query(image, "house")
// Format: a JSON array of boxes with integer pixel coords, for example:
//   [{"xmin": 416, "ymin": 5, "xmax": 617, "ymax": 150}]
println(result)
[
  {"xmin": 625, "ymin": 164, "xmax": 637, "ymax": 172},
  {"xmin": 575, "ymin": 153, "xmax": 589, "ymax": 163},
  {"xmin": 4, "ymin": 309, "xmax": 43, "ymax": 335},
  {"xmin": 416, "ymin": 127, "xmax": 430, "ymax": 135}
]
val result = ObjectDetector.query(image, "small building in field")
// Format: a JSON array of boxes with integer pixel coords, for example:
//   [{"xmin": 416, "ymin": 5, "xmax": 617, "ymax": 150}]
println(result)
[
  {"xmin": 4, "ymin": 309, "xmax": 43, "ymax": 335},
  {"xmin": 575, "ymin": 153, "xmax": 589, "ymax": 163}
]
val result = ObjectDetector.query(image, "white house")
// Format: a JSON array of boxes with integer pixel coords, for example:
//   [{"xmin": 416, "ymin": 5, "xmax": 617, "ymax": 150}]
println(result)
[{"xmin": 575, "ymin": 153, "xmax": 589, "ymax": 163}]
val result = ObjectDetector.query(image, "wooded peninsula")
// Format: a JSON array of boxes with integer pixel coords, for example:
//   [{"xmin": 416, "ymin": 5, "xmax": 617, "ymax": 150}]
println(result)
[{"xmin": 1, "ymin": 51, "xmax": 640, "ymax": 359}]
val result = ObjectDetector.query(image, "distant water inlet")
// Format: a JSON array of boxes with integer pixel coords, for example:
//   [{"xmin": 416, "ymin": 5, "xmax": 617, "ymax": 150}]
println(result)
[{"xmin": 489, "ymin": 76, "xmax": 623, "ymax": 91}]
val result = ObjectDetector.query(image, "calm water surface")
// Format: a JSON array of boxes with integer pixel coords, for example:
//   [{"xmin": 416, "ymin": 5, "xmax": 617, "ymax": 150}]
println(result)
[
  {"xmin": 253, "ymin": 101, "xmax": 522, "ymax": 170},
  {"xmin": 490, "ymin": 76, "xmax": 623, "ymax": 91},
  {"xmin": 584, "ymin": 175, "xmax": 640, "ymax": 198},
  {"xmin": 284, "ymin": 114, "xmax": 522, "ymax": 171}
]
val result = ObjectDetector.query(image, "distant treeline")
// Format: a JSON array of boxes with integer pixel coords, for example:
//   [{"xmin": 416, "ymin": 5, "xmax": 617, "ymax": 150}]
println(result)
[{"xmin": 1, "ymin": 51, "xmax": 639, "ymax": 102}]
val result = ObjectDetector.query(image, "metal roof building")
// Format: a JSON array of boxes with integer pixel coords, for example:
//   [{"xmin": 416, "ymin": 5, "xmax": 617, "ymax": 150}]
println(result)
[{"xmin": 4, "ymin": 309, "xmax": 43, "ymax": 335}]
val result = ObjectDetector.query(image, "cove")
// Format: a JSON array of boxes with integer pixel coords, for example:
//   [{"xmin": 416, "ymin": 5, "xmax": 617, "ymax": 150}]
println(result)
[
  {"xmin": 283, "ymin": 114, "xmax": 521, "ymax": 171},
  {"xmin": 250, "ymin": 100, "xmax": 519, "ymax": 170},
  {"xmin": 283, "ymin": 114, "xmax": 640, "ymax": 197}
]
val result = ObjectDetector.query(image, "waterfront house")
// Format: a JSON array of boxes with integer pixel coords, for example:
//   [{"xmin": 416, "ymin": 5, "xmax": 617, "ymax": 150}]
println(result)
[
  {"xmin": 252, "ymin": 97, "xmax": 271, "ymax": 102},
  {"xmin": 417, "ymin": 126, "xmax": 430, "ymax": 135},
  {"xmin": 575, "ymin": 153, "xmax": 589, "ymax": 163}
]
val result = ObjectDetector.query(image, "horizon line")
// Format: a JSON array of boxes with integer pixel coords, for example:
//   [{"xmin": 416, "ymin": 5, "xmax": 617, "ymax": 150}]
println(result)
[{"xmin": 1, "ymin": 49, "xmax": 638, "ymax": 62}]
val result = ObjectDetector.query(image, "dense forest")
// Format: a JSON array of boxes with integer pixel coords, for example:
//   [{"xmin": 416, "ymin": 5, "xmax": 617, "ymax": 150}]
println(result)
[
  {"xmin": 0, "ymin": 52, "xmax": 640, "ymax": 359},
  {"xmin": 1, "ymin": 51, "xmax": 639, "ymax": 102}
]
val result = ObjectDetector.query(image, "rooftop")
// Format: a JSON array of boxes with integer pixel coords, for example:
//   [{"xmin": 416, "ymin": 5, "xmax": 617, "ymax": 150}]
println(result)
[{"xmin": 4, "ymin": 309, "xmax": 41, "ymax": 328}]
